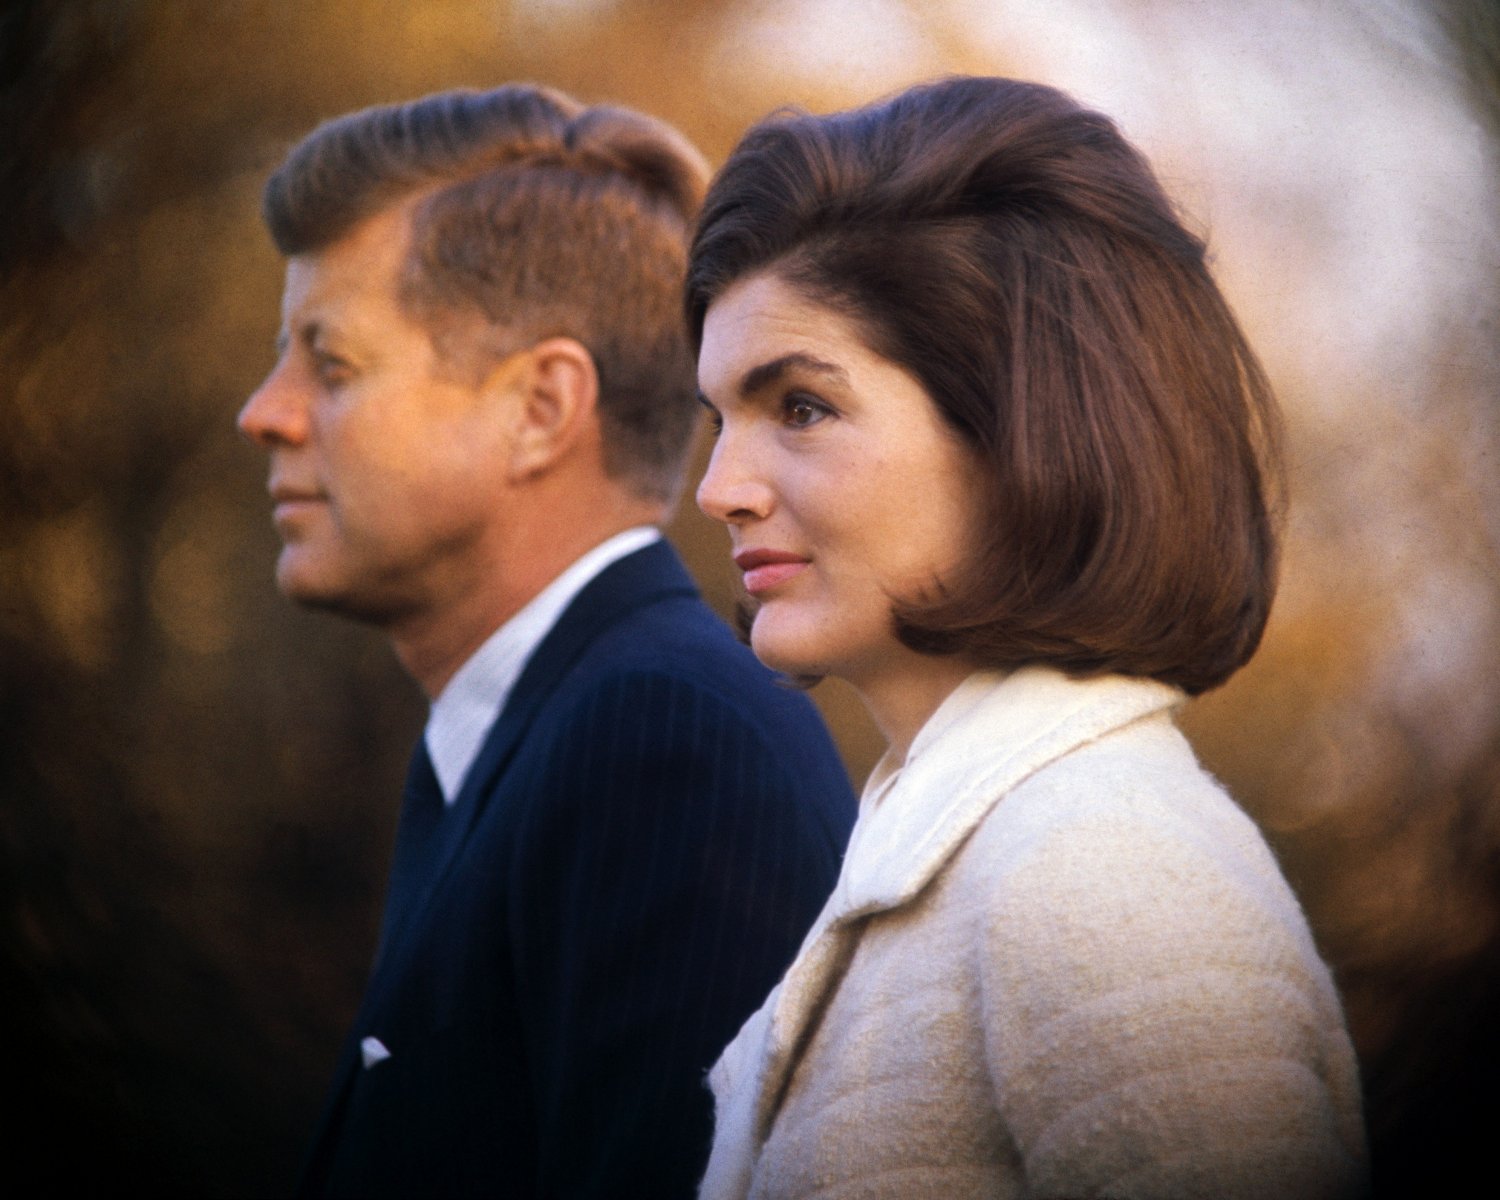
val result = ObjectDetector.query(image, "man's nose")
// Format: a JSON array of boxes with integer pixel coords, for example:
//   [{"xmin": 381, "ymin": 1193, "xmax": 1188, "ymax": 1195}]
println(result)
[{"xmin": 237, "ymin": 361, "xmax": 309, "ymax": 448}]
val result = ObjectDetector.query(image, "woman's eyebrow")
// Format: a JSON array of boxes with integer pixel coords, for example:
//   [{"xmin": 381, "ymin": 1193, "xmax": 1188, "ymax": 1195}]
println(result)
[{"xmin": 739, "ymin": 352, "xmax": 849, "ymax": 398}]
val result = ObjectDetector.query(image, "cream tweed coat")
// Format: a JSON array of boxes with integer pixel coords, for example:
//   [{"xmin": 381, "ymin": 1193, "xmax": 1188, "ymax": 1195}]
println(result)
[{"xmin": 699, "ymin": 668, "xmax": 1367, "ymax": 1199}]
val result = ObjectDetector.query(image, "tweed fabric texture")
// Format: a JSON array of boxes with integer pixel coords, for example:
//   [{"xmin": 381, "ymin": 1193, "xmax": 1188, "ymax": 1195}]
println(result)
[{"xmin": 700, "ymin": 667, "xmax": 1367, "ymax": 1200}]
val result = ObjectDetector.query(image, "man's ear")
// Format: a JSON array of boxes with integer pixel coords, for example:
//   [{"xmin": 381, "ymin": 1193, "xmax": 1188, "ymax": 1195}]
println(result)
[{"xmin": 496, "ymin": 337, "xmax": 600, "ymax": 482}]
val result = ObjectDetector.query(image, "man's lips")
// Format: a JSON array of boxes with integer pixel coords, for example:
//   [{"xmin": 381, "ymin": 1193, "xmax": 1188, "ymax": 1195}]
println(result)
[
  {"xmin": 733, "ymin": 548, "xmax": 809, "ymax": 595},
  {"xmin": 269, "ymin": 486, "xmax": 327, "ymax": 522}
]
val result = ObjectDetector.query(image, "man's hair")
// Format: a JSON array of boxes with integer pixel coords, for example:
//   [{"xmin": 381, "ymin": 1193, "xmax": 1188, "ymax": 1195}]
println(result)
[
  {"xmin": 265, "ymin": 84, "xmax": 709, "ymax": 501},
  {"xmin": 687, "ymin": 76, "xmax": 1282, "ymax": 696}
]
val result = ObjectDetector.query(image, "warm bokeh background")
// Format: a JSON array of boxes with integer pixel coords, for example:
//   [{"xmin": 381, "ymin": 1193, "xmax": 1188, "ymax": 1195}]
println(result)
[{"xmin": 3, "ymin": 1, "xmax": 1496, "ymax": 1194}]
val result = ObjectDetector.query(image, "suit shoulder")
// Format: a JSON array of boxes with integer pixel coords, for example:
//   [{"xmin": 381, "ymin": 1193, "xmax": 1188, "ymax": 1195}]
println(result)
[
  {"xmin": 496, "ymin": 618, "xmax": 856, "ymax": 893},
  {"xmin": 557, "ymin": 593, "xmax": 826, "ymax": 742},
  {"xmin": 496, "ymin": 591, "xmax": 851, "ymax": 817}
]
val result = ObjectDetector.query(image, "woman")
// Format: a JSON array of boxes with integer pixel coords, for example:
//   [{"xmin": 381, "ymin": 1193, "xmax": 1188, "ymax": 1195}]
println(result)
[{"xmin": 689, "ymin": 78, "xmax": 1367, "ymax": 1199}]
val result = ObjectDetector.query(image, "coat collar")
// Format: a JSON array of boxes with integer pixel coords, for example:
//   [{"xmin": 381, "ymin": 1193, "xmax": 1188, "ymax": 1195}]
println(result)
[
  {"xmin": 828, "ymin": 666, "xmax": 1184, "ymax": 924},
  {"xmin": 700, "ymin": 667, "xmax": 1184, "ymax": 1200}
]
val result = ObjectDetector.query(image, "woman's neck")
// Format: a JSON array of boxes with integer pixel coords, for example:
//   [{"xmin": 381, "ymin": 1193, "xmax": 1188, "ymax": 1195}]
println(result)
[{"xmin": 852, "ymin": 652, "xmax": 977, "ymax": 764}]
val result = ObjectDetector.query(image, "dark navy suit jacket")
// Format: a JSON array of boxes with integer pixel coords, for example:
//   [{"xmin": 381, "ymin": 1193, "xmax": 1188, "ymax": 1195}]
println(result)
[{"xmin": 300, "ymin": 541, "xmax": 856, "ymax": 1198}]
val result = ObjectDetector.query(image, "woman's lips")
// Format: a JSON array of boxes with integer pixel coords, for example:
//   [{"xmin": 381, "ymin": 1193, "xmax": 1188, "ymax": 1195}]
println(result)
[{"xmin": 734, "ymin": 549, "xmax": 809, "ymax": 596}]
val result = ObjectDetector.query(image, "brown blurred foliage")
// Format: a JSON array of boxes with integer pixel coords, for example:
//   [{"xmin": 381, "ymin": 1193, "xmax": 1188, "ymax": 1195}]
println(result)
[{"xmin": 2, "ymin": 1, "xmax": 1497, "ymax": 1195}]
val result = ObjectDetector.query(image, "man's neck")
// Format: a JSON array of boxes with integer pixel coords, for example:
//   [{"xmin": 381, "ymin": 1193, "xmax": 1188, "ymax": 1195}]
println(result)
[
  {"xmin": 421, "ymin": 525, "xmax": 661, "ymax": 802},
  {"xmin": 390, "ymin": 499, "xmax": 665, "ymax": 699}
]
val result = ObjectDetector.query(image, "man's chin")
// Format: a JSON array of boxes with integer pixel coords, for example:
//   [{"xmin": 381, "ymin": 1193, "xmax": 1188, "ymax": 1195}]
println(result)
[
  {"xmin": 274, "ymin": 555, "xmax": 419, "ymax": 629},
  {"xmin": 276, "ymin": 557, "xmax": 366, "ymax": 621}
]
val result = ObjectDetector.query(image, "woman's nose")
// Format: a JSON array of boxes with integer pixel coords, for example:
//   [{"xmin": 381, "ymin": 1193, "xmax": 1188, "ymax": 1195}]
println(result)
[{"xmin": 696, "ymin": 431, "xmax": 773, "ymax": 526}]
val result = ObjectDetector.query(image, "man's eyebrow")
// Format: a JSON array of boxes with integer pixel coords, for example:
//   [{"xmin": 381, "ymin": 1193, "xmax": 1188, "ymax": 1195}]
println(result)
[
  {"xmin": 739, "ymin": 352, "xmax": 849, "ymax": 397},
  {"xmin": 275, "ymin": 320, "xmax": 327, "ymax": 357}
]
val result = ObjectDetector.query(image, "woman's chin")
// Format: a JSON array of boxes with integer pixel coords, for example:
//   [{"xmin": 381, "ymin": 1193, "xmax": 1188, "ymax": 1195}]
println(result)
[{"xmin": 748, "ymin": 619, "xmax": 828, "ymax": 680}]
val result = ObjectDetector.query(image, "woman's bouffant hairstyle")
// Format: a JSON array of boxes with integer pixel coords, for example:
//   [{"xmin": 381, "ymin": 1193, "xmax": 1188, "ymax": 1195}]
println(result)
[
  {"xmin": 265, "ymin": 84, "xmax": 709, "ymax": 502},
  {"xmin": 686, "ymin": 77, "xmax": 1282, "ymax": 695}
]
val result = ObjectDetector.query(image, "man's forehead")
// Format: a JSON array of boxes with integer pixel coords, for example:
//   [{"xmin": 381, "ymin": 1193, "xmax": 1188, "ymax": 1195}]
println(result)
[{"xmin": 278, "ymin": 205, "xmax": 416, "ymax": 336}]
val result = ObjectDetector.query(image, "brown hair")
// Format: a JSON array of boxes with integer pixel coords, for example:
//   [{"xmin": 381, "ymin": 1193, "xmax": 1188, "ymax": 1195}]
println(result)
[
  {"xmin": 687, "ymin": 76, "xmax": 1282, "ymax": 695},
  {"xmin": 265, "ymin": 84, "xmax": 710, "ymax": 501}
]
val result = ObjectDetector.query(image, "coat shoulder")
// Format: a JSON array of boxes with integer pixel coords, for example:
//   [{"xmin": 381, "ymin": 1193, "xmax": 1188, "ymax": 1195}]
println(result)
[{"xmin": 949, "ymin": 714, "xmax": 1368, "ymax": 1198}]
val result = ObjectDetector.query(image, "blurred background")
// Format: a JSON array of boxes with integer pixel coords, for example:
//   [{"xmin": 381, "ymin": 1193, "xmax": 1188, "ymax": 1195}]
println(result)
[{"xmin": 2, "ymin": 0, "xmax": 1496, "ymax": 1193}]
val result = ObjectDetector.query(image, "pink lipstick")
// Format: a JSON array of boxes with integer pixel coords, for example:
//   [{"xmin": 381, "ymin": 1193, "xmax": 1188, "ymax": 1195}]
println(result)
[{"xmin": 734, "ymin": 548, "xmax": 808, "ymax": 595}]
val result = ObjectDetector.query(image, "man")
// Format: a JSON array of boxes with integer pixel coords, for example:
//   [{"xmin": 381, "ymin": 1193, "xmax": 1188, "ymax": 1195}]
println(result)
[{"xmin": 237, "ymin": 85, "xmax": 855, "ymax": 1199}]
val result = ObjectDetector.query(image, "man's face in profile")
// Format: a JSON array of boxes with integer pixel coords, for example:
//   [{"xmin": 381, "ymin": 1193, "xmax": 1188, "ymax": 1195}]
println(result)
[{"xmin": 237, "ymin": 201, "xmax": 519, "ymax": 628}]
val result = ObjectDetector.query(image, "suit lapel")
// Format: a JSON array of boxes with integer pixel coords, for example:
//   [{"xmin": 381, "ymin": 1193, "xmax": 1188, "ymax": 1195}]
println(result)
[
  {"xmin": 371, "ymin": 742, "xmax": 444, "ymax": 968},
  {"xmin": 373, "ymin": 540, "xmax": 699, "ymax": 983},
  {"xmin": 299, "ymin": 741, "xmax": 446, "ymax": 1192},
  {"xmin": 304, "ymin": 542, "xmax": 700, "ymax": 1186}
]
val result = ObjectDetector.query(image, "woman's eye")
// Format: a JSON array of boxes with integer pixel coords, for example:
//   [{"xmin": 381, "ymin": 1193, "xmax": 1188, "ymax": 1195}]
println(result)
[{"xmin": 783, "ymin": 394, "xmax": 828, "ymax": 428}]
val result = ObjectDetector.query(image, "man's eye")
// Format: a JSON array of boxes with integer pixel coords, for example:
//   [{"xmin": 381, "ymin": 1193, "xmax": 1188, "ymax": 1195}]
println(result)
[{"xmin": 315, "ymin": 355, "xmax": 352, "ymax": 385}]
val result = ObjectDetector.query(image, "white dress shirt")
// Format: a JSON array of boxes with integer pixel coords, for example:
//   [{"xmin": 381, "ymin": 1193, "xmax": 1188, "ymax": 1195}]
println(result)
[{"xmin": 423, "ymin": 526, "xmax": 660, "ymax": 803}]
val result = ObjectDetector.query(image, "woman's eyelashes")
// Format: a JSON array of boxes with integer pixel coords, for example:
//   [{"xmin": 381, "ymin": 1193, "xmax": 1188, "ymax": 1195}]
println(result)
[
  {"xmin": 781, "ymin": 391, "xmax": 833, "ymax": 429},
  {"xmin": 696, "ymin": 391, "xmax": 833, "ymax": 435},
  {"xmin": 697, "ymin": 395, "xmax": 724, "ymax": 435}
]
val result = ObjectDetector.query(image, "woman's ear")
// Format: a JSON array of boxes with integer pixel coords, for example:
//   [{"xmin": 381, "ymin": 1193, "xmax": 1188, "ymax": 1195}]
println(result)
[{"xmin": 497, "ymin": 336, "xmax": 601, "ymax": 481}]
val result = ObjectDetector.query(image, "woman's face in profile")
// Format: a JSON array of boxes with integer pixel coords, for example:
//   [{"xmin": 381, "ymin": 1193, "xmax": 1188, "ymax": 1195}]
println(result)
[{"xmin": 696, "ymin": 271, "xmax": 979, "ymax": 691}]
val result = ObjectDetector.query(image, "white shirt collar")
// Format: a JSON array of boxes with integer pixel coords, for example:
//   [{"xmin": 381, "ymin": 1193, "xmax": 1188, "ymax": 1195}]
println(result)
[{"xmin": 423, "ymin": 526, "xmax": 661, "ymax": 803}]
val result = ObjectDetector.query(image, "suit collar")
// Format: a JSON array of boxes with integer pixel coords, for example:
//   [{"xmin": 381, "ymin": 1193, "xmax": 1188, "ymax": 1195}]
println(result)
[
  {"xmin": 425, "ymin": 526, "xmax": 660, "ymax": 801},
  {"xmin": 377, "ymin": 539, "xmax": 699, "ymax": 969},
  {"xmin": 454, "ymin": 538, "xmax": 697, "ymax": 809},
  {"xmin": 305, "ymin": 541, "xmax": 699, "ymax": 1188}
]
